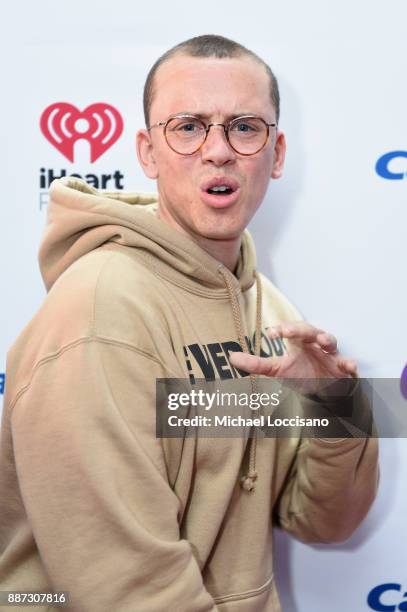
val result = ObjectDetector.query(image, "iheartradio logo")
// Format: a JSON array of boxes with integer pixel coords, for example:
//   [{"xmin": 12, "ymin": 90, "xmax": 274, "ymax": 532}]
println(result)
[{"xmin": 40, "ymin": 102, "xmax": 124, "ymax": 162}]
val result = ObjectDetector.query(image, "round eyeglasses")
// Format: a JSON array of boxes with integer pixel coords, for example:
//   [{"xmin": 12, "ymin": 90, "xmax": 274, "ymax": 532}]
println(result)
[{"xmin": 147, "ymin": 114, "xmax": 277, "ymax": 156}]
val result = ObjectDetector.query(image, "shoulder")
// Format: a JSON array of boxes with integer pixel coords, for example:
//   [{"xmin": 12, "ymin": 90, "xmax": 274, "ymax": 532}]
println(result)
[
  {"xmin": 7, "ymin": 245, "xmax": 170, "ymax": 381},
  {"xmin": 45, "ymin": 244, "xmax": 167, "ymax": 337}
]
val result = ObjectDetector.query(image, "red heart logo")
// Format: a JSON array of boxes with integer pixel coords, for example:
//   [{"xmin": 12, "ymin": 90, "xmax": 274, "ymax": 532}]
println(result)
[{"xmin": 40, "ymin": 102, "xmax": 124, "ymax": 163}]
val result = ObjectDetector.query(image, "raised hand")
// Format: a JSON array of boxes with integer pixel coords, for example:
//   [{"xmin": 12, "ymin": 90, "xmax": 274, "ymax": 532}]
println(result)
[{"xmin": 229, "ymin": 322, "xmax": 358, "ymax": 382}]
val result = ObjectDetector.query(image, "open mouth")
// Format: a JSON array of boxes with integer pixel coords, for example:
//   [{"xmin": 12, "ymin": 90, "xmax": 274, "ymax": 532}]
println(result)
[
  {"xmin": 200, "ymin": 177, "xmax": 240, "ymax": 207},
  {"xmin": 207, "ymin": 186, "xmax": 234, "ymax": 196}
]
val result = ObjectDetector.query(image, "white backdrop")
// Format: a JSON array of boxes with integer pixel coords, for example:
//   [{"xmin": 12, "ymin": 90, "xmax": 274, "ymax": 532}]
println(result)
[{"xmin": 2, "ymin": 1, "xmax": 407, "ymax": 610}]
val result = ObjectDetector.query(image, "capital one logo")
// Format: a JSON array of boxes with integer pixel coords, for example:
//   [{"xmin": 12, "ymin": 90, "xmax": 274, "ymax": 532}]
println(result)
[
  {"xmin": 376, "ymin": 151, "xmax": 407, "ymax": 180},
  {"xmin": 40, "ymin": 102, "xmax": 124, "ymax": 163},
  {"xmin": 368, "ymin": 583, "xmax": 407, "ymax": 611}
]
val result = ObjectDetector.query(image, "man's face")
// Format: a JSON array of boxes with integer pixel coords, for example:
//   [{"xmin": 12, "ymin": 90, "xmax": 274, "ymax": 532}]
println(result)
[{"xmin": 136, "ymin": 54, "xmax": 285, "ymax": 243}]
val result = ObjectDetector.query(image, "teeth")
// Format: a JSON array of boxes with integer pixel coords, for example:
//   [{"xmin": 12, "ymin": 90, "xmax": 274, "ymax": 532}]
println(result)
[{"xmin": 210, "ymin": 185, "xmax": 230, "ymax": 192}]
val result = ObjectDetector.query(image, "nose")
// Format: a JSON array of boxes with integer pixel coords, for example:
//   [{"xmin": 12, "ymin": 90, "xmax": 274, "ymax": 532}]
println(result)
[{"xmin": 200, "ymin": 123, "xmax": 236, "ymax": 166}]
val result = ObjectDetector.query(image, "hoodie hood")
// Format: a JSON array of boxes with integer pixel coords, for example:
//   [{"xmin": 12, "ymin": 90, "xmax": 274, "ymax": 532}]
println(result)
[{"xmin": 39, "ymin": 177, "xmax": 257, "ymax": 295}]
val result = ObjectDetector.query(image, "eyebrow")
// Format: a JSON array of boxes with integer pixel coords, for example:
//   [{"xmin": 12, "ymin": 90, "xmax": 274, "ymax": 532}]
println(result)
[{"xmin": 175, "ymin": 111, "xmax": 262, "ymax": 120}]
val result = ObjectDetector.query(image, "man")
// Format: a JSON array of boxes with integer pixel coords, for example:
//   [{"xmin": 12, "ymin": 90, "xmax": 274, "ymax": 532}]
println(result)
[{"xmin": 0, "ymin": 34, "xmax": 378, "ymax": 611}]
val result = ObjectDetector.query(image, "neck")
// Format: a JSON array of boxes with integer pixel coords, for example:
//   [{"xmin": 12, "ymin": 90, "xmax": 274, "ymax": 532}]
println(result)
[
  {"xmin": 157, "ymin": 207, "xmax": 241, "ymax": 273},
  {"xmin": 193, "ymin": 234, "xmax": 242, "ymax": 273}
]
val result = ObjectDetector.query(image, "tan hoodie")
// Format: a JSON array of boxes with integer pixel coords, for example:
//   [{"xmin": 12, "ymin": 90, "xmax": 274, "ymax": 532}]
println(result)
[{"xmin": 0, "ymin": 177, "xmax": 379, "ymax": 612}]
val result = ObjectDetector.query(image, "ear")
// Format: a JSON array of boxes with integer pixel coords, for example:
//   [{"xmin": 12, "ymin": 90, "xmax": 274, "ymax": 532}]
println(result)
[
  {"xmin": 136, "ymin": 128, "xmax": 158, "ymax": 179},
  {"xmin": 270, "ymin": 130, "xmax": 286, "ymax": 179}
]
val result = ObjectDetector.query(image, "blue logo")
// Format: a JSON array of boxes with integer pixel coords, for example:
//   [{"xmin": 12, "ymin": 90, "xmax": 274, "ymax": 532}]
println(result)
[
  {"xmin": 0, "ymin": 373, "xmax": 4, "ymax": 395},
  {"xmin": 368, "ymin": 584, "xmax": 407, "ymax": 611},
  {"xmin": 376, "ymin": 151, "xmax": 407, "ymax": 180}
]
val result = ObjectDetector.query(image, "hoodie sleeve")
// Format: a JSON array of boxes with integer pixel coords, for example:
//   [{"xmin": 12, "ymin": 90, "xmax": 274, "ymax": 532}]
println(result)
[
  {"xmin": 273, "ymin": 381, "xmax": 379, "ymax": 543},
  {"xmin": 9, "ymin": 337, "xmax": 219, "ymax": 612}
]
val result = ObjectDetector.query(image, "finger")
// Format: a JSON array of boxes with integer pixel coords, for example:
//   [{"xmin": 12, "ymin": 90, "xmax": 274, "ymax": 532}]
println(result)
[
  {"xmin": 316, "ymin": 332, "xmax": 338, "ymax": 354},
  {"xmin": 338, "ymin": 357, "xmax": 358, "ymax": 376},
  {"xmin": 229, "ymin": 351, "xmax": 281, "ymax": 376},
  {"xmin": 267, "ymin": 322, "xmax": 325, "ymax": 344},
  {"xmin": 308, "ymin": 345, "xmax": 357, "ymax": 375},
  {"xmin": 267, "ymin": 324, "xmax": 282, "ymax": 339}
]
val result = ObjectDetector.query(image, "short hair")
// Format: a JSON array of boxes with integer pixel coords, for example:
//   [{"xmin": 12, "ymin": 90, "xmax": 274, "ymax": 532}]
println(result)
[{"xmin": 143, "ymin": 34, "xmax": 280, "ymax": 128}]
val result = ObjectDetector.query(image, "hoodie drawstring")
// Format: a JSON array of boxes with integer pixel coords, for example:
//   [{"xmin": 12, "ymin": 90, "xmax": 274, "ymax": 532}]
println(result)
[{"xmin": 218, "ymin": 267, "xmax": 263, "ymax": 492}]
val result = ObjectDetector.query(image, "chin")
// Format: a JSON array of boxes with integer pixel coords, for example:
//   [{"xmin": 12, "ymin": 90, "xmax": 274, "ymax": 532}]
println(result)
[{"xmin": 194, "ymin": 222, "xmax": 244, "ymax": 242}]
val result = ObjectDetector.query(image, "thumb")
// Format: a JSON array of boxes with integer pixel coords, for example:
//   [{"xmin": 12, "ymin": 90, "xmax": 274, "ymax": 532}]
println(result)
[{"xmin": 229, "ymin": 351, "xmax": 280, "ymax": 376}]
